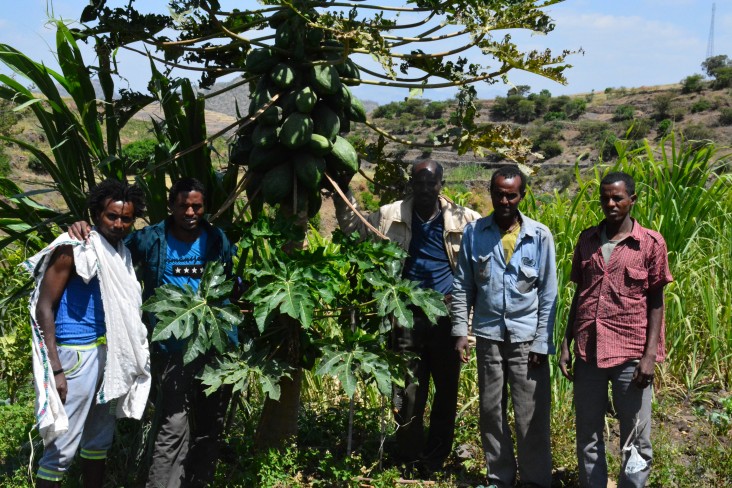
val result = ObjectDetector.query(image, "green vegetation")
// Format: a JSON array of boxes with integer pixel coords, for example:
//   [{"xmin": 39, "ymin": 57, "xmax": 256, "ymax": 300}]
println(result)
[
  {"xmin": 491, "ymin": 88, "xmax": 586, "ymax": 123},
  {"xmin": 691, "ymin": 99, "xmax": 712, "ymax": 113},
  {"xmin": 612, "ymin": 104, "xmax": 636, "ymax": 121},
  {"xmin": 681, "ymin": 74, "xmax": 705, "ymax": 94},
  {"xmin": 702, "ymin": 55, "xmax": 732, "ymax": 90},
  {"xmin": 719, "ymin": 108, "xmax": 732, "ymax": 126}
]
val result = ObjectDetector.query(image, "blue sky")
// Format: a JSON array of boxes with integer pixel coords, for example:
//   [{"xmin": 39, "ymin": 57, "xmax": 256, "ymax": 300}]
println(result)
[{"xmin": 1, "ymin": 1, "xmax": 729, "ymax": 102}]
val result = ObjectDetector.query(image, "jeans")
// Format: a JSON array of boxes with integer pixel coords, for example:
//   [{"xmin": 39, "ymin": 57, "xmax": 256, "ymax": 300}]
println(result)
[
  {"xmin": 392, "ymin": 311, "xmax": 461, "ymax": 470},
  {"xmin": 146, "ymin": 352, "xmax": 232, "ymax": 488},
  {"xmin": 38, "ymin": 344, "xmax": 115, "ymax": 482},
  {"xmin": 476, "ymin": 337, "xmax": 552, "ymax": 488},
  {"xmin": 574, "ymin": 357, "xmax": 653, "ymax": 488}
]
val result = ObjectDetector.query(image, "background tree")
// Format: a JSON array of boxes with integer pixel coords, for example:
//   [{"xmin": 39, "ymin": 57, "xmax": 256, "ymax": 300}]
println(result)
[{"xmin": 701, "ymin": 54, "xmax": 732, "ymax": 90}]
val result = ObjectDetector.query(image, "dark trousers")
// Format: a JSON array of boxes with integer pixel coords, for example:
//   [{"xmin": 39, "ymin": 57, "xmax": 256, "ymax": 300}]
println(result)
[
  {"xmin": 392, "ymin": 310, "xmax": 461, "ymax": 469},
  {"xmin": 146, "ymin": 352, "xmax": 232, "ymax": 488}
]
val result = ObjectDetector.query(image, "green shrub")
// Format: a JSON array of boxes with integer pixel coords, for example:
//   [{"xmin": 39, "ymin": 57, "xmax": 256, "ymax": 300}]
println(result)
[
  {"xmin": 0, "ymin": 147, "xmax": 10, "ymax": 177},
  {"xmin": 625, "ymin": 117, "xmax": 652, "ymax": 140},
  {"xmin": 683, "ymin": 123, "xmax": 713, "ymax": 140},
  {"xmin": 515, "ymin": 99, "xmax": 537, "ymax": 123},
  {"xmin": 543, "ymin": 111, "xmax": 567, "ymax": 121},
  {"xmin": 577, "ymin": 121, "xmax": 611, "ymax": 143},
  {"xmin": 424, "ymin": 101, "xmax": 448, "ymax": 119},
  {"xmin": 711, "ymin": 67, "xmax": 732, "ymax": 90},
  {"xmin": 27, "ymin": 157, "xmax": 46, "ymax": 174},
  {"xmin": 599, "ymin": 131, "xmax": 619, "ymax": 160},
  {"xmin": 122, "ymin": 138, "xmax": 157, "ymax": 172},
  {"xmin": 0, "ymin": 100, "xmax": 21, "ymax": 136},
  {"xmin": 682, "ymin": 123, "xmax": 714, "ymax": 150},
  {"xmin": 719, "ymin": 108, "xmax": 732, "ymax": 126},
  {"xmin": 490, "ymin": 96, "xmax": 510, "ymax": 118},
  {"xmin": 681, "ymin": 74, "xmax": 705, "ymax": 94},
  {"xmin": 657, "ymin": 119, "xmax": 673, "ymax": 137},
  {"xmin": 548, "ymin": 95, "xmax": 571, "ymax": 113},
  {"xmin": 652, "ymin": 93, "xmax": 674, "ymax": 120},
  {"xmin": 0, "ymin": 401, "xmax": 34, "ymax": 469},
  {"xmin": 564, "ymin": 98, "xmax": 587, "ymax": 119},
  {"xmin": 530, "ymin": 123, "xmax": 563, "ymax": 144},
  {"xmin": 528, "ymin": 90, "xmax": 552, "ymax": 114},
  {"xmin": 691, "ymin": 99, "xmax": 712, "ymax": 113},
  {"xmin": 538, "ymin": 140, "xmax": 562, "ymax": 158},
  {"xmin": 612, "ymin": 104, "xmax": 636, "ymax": 121},
  {"xmin": 372, "ymin": 103, "xmax": 397, "ymax": 119}
]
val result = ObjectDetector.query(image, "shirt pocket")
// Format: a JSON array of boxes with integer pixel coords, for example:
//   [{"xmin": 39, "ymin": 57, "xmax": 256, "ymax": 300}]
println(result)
[
  {"xmin": 477, "ymin": 254, "xmax": 492, "ymax": 283},
  {"xmin": 621, "ymin": 266, "xmax": 648, "ymax": 296},
  {"xmin": 516, "ymin": 264, "xmax": 538, "ymax": 293}
]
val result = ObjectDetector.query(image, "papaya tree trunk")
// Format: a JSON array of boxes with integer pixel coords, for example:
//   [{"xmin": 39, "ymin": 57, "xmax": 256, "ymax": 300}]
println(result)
[
  {"xmin": 254, "ymin": 367, "xmax": 302, "ymax": 450},
  {"xmin": 254, "ymin": 201, "xmax": 308, "ymax": 450}
]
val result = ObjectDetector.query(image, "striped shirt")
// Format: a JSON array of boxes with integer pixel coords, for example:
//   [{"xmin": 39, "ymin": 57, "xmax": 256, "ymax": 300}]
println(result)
[{"xmin": 570, "ymin": 219, "xmax": 673, "ymax": 368}]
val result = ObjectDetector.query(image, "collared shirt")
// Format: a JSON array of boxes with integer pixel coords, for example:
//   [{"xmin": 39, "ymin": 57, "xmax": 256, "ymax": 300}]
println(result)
[
  {"xmin": 570, "ymin": 219, "xmax": 673, "ymax": 368},
  {"xmin": 451, "ymin": 212, "xmax": 558, "ymax": 355}
]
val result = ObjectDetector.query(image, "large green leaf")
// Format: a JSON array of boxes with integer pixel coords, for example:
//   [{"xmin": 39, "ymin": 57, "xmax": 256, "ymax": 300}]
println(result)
[
  {"xmin": 199, "ymin": 341, "xmax": 293, "ymax": 400},
  {"xmin": 143, "ymin": 261, "xmax": 241, "ymax": 365}
]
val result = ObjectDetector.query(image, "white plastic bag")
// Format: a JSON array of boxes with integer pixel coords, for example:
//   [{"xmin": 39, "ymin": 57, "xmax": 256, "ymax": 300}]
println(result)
[{"xmin": 623, "ymin": 444, "xmax": 648, "ymax": 474}]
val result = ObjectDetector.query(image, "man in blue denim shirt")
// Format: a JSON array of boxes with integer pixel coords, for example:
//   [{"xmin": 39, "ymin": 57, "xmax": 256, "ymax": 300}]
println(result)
[{"xmin": 451, "ymin": 165, "xmax": 557, "ymax": 488}]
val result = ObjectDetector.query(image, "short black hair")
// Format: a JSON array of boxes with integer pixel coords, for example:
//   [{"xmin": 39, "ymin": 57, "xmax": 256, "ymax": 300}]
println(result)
[
  {"xmin": 411, "ymin": 160, "xmax": 444, "ymax": 181},
  {"xmin": 168, "ymin": 177, "xmax": 206, "ymax": 206},
  {"xmin": 600, "ymin": 171, "xmax": 636, "ymax": 196},
  {"xmin": 490, "ymin": 165, "xmax": 527, "ymax": 196},
  {"xmin": 88, "ymin": 178, "xmax": 146, "ymax": 221}
]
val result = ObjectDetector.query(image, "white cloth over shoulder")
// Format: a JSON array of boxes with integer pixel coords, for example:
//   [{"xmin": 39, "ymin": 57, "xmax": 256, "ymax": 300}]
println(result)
[{"xmin": 23, "ymin": 231, "xmax": 151, "ymax": 444}]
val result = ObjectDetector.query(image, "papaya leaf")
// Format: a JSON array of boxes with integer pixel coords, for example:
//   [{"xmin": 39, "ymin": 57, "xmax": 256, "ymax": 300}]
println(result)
[
  {"xmin": 143, "ymin": 261, "xmax": 241, "ymax": 365},
  {"xmin": 316, "ymin": 346, "xmax": 359, "ymax": 398},
  {"xmin": 199, "ymin": 341, "xmax": 293, "ymax": 400}
]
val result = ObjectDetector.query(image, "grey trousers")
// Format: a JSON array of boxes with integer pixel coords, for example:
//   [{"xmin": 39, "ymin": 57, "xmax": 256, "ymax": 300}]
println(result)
[
  {"xmin": 146, "ymin": 352, "xmax": 231, "ymax": 488},
  {"xmin": 476, "ymin": 337, "xmax": 552, "ymax": 488},
  {"xmin": 574, "ymin": 358, "xmax": 653, "ymax": 488}
]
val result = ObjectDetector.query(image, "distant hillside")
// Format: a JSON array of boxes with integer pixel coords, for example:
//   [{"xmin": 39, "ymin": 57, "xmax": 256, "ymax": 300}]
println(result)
[
  {"xmin": 15, "ymin": 81, "xmax": 732, "ymax": 196},
  {"xmin": 345, "ymin": 83, "xmax": 732, "ymax": 191}
]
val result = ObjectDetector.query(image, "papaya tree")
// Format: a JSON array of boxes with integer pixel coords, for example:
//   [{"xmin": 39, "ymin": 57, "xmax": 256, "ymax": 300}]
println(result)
[{"xmin": 4, "ymin": 0, "xmax": 575, "ymax": 450}]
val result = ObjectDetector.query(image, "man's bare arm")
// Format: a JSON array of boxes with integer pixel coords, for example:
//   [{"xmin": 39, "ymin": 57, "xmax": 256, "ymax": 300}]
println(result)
[{"xmin": 35, "ymin": 246, "xmax": 75, "ymax": 403}]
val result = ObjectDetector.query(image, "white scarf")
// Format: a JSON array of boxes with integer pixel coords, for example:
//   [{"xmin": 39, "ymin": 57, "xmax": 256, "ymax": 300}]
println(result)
[{"xmin": 24, "ymin": 231, "xmax": 151, "ymax": 444}]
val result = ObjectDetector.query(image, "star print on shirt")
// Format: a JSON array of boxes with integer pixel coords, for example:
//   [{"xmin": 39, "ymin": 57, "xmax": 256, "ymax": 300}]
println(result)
[{"xmin": 173, "ymin": 264, "xmax": 205, "ymax": 278}]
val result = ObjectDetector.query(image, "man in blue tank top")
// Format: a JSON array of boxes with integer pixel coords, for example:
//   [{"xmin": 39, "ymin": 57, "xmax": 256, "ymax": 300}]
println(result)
[
  {"xmin": 33, "ymin": 179, "xmax": 148, "ymax": 488},
  {"xmin": 70, "ymin": 177, "xmax": 235, "ymax": 487}
]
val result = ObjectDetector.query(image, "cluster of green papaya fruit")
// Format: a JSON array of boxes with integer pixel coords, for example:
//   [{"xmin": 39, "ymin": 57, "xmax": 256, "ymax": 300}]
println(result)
[{"xmin": 230, "ymin": 8, "xmax": 366, "ymax": 215}]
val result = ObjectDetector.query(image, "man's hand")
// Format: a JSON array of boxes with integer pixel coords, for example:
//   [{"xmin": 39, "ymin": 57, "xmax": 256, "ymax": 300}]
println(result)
[
  {"xmin": 558, "ymin": 338, "xmax": 574, "ymax": 381},
  {"xmin": 67, "ymin": 220, "xmax": 92, "ymax": 241},
  {"xmin": 632, "ymin": 355, "xmax": 656, "ymax": 389},
  {"xmin": 528, "ymin": 352, "xmax": 547, "ymax": 369},
  {"xmin": 455, "ymin": 336, "xmax": 470, "ymax": 363},
  {"xmin": 54, "ymin": 372, "xmax": 68, "ymax": 404}
]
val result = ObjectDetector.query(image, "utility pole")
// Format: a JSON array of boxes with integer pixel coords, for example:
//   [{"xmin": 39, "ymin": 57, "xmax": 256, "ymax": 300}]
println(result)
[{"xmin": 706, "ymin": 3, "xmax": 716, "ymax": 59}]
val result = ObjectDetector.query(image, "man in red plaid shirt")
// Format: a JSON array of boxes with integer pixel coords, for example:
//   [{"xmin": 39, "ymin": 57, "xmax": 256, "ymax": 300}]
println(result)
[{"xmin": 559, "ymin": 172, "xmax": 673, "ymax": 488}]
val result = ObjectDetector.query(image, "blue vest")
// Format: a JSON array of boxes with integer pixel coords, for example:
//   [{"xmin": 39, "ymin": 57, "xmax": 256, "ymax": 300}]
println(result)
[{"xmin": 55, "ymin": 275, "xmax": 106, "ymax": 344}]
